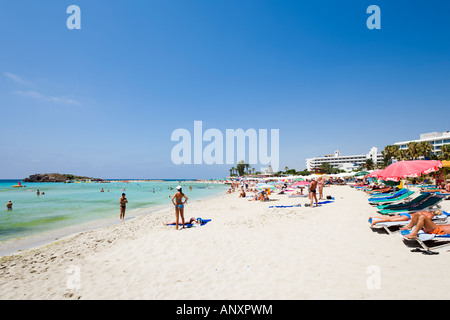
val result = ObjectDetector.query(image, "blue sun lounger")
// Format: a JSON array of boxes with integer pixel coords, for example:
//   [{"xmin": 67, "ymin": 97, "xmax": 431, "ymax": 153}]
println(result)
[{"xmin": 368, "ymin": 188, "xmax": 407, "ymax": 201}]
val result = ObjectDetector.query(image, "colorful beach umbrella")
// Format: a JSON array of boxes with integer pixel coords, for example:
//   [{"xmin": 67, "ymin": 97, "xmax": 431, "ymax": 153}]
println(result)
[
  {"xmin": 354, "ymin": 171, "xmax": 370, "ymax": 177},
  {"xmin": 442, "ymin": 160, "xmax": 450, "ymax": 168},
  {"xmin": 378, "ymin": 160, "xmax": 443, "ymax": 182},
  {"xmin": 292, "ymin": 181, "xmax": 310, "ymax": 186}
]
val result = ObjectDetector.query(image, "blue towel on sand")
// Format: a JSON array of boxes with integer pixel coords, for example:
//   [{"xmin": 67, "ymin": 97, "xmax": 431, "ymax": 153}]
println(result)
[
  {"xmin": 269, "ymin": 204, "xmax": 301, "ymax": 208},
  {"xmin": 167, "ymin": 219, "xmax": 211, "ymax": 227}
]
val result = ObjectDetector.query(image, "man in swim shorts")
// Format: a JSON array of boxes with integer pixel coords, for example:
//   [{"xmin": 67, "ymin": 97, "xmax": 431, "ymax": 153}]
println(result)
[
  {"xmin": 401, "ymin": 211, "xmax": 450, "ymax": 239},
  {"xmin": 308, "ymin": 179, "xmax": 318, "ymax": 208},
  {"xmin": 5, "ymin": 200, "xmax": 12, "ymax": 211}
]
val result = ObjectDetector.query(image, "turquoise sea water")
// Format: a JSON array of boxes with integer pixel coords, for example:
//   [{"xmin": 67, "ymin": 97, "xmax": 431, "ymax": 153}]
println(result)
[{"xmin": 0, "ymin": 179, "xmax": 227, "ymax": 254}]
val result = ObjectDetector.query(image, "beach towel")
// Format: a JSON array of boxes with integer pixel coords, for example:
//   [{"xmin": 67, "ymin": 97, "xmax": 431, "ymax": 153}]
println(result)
[
  {"xmin": 269, "ymin": 204, "xmax": 301, "ymax": 208},
  {"xmin": 167, "ymin": 219, "xmax": 211, "ymax": 228}
]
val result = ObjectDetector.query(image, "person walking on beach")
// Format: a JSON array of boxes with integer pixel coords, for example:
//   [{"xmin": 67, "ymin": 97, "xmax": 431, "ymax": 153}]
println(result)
[
  {"xmin": 317, "ymin": 177, "xmax": 325, "ymax": 200},
  {"xmin": 119, "ymin": 193, "xmax": 128, "ymax": 222},
  {"xmin": 5, "ymin": 200, "xmax": 12, "ymax": 211},
  {"xmin": 309, "ymin": 179, "xmax": 318, "ymax": 208},
  {"xmin": 171, "ymin": 186, "xmax": 188, "ymax": 230}
]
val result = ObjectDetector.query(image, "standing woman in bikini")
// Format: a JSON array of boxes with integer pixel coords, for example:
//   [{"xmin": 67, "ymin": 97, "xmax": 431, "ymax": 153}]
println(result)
[{"xmin": 171, "ymin": 186, "xmax": 189, "ymax": 230}]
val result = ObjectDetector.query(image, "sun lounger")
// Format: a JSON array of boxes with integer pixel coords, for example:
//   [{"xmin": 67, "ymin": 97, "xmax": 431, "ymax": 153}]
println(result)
[
  {"xmin": 368, "ymin": 189, "xmax": 409, "ymax": 202},
  {"xmin": 369, "ymin": 211, "xmax": 449, "ymax": 234},
  {"xmin": 376, "ymin": 193, "xmax": 431, "ymax": 211},
  {"xmin": 368, "ymin": 188, "xmax": 402, "ymax": 199},
  {"xmin": 378, "ymin": 195, "xmax": 444, "ymax": 215},
  {"xmin": 401, "ymin": 229, "xmax": 450, "ymax": 252},
  {"xmin": 288, "ymin": 194, "xmax": 307, "ymax": 198},
  {"xmin": 369, "ymin": 190, "xmax": 415, "ymax": 205}
]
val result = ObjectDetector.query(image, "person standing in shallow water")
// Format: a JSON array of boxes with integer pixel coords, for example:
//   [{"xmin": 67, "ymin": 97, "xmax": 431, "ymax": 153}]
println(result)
[
  {"xmin": 171, "ymin": 186, "xmax": 188, "ymax": 230},
  {"xmin": 119, "ymin": 193, "xmax": 128, "ymax": 222}
]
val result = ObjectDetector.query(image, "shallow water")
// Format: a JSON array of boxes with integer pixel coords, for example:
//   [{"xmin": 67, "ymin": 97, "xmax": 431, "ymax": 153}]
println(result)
[{"xmin": 0, "ymin": 179, "xmax": 227, "ymax": 251}]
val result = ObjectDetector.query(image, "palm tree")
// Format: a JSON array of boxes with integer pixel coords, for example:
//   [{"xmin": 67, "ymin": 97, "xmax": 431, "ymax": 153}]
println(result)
[
  {"xmin": 365, "ymin": 158, "xmax": 374, "ymax": 170},
  {"xmin": 419, "ymin": 141, "xmax": 433, "ymax": 159},
  {"xmin": 439, "ymin": 144, "xmax": 450, "ymax": 160},
  {"xmin": 397, "ymin": 149, "xmax": 409, "ymax": 161},
  {"xmin": 407, "ymin": 141, "xmax": 420, "ymax": 160},
  {"xmin": 382, "ymin": 145, "xmax": 399, "ymax": 165}
]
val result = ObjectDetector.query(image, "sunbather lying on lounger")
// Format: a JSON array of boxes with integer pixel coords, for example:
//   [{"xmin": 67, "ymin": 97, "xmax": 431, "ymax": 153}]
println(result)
[
  {"xmin": 401, "ymin": 211, "xmax": 450, "ymax": 239},
  {"xmin": 421, "ymin": 182, "xmax": 450, "ymax": 194},
  {"xmin": 369, "ymin": 210, "xmax": 442, "ymax": 228},
  {"xmin": 365, "ymin": 186, "xmax": 392, "ymax": 194}
]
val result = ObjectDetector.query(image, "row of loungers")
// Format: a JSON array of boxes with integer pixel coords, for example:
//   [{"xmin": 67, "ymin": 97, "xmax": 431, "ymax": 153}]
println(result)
[{"xmin": 357, "ymin": 186, "xmax": 450, "ymax": 253}]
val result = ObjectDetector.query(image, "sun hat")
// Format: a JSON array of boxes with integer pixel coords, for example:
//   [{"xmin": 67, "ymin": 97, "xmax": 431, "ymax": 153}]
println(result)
[{"xmin": 176, "ymin": 186, "xmax": 182, "ymax": 190}]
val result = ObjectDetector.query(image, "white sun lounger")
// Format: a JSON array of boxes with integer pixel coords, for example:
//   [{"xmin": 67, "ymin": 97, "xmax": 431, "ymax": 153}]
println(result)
[
  {"xmin": 370, "ymin": 212, "xmax": 449, "ymax": 235},
  {"xmin": 401, "ymin": 229, "xmax": 450, "ymax": 252}
]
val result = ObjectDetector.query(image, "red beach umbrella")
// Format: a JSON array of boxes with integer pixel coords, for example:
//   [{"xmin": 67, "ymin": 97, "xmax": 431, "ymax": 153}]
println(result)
[
  {"xmin": 378, "ymin": 160, "xmax": 443, "ymax": 182},
  {"xmin": 368, "ymin": 169, "xmax": 384, "ymax": 178},
  {"xmin": 292, "ymin": 181, "xmax": 310, "ymax": 186}
]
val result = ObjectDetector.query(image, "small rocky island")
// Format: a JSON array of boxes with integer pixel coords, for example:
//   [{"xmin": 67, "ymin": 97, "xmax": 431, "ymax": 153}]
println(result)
[{"xmin": 23, "ymin": 173, "xmax": 100, "ymax": 183}]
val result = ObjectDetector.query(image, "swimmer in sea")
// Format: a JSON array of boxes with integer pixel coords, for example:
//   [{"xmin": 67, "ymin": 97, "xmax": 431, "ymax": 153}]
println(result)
[{"xmin": 171, "ymin": 186, "xmax": 188, "ymax": 230}]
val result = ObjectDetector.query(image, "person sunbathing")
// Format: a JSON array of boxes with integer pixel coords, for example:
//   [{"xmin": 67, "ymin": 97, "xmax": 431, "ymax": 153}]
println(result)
[
  {"xmin": 369, "ymin": 210, "xmax": 442, "ymax": 228},
  {"xmin": 365, "ymin": 185, "xmax": 392, "ymax": 194},
  {"xmin": 421, "ymin": 182, "xmax": 450, "ymax": 194},
  {"xmin": 401, "ymin": 211, "xmax": 450, "ymax": 239},
  {"xmin": 164, "ymin": 217, "xmax": 203, "ymax": 226}
]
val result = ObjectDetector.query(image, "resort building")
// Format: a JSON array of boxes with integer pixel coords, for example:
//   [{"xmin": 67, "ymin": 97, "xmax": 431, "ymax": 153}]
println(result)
[
  {"xmin": 394, "ymin": 131, "xmax": 450, "ymax": 154},
  {"xmin": 306, "ymin": 147, "xmax": 383, "ymax": 172}
]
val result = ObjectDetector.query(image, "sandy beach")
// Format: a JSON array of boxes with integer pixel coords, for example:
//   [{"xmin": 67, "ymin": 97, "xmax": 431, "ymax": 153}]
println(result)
[{"xmin": 1, "ymin": 184, "xmax": 449, "ymax": 300}]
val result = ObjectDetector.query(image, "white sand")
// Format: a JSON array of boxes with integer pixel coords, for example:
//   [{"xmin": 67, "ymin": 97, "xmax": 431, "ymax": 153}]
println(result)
[{"xmin": 1, "ymin": 185, "xmax": 449, "ymax": 300}]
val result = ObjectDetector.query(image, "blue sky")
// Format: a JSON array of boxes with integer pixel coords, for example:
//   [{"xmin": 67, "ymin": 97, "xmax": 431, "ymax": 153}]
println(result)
[{"xmin": 1, "ymin": 0, "xmax": 449, "ymax": 179}]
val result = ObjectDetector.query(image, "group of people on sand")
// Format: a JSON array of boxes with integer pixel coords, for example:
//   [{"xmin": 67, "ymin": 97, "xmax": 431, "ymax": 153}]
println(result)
[
  {"xmin": 119, "ymin": 185, "xmax": 191, "ymax": 230},
  {"xmin": 368, "ymin": 178, "xmax": 450, "ymax": 241},
  {"xmin": 307, "ymin": 177, "xmax": 325, "ymax": 208}
]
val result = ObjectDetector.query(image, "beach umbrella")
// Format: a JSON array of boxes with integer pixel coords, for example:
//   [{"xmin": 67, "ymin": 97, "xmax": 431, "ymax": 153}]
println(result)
[
  {"xmin": 378, "ymin": 160, "xmax": 443, "ymax": 204},
  {"xmin": 292, "ymin": 181, "xmax": 310, "ymax": 186},
  {"xmin": 368, "ymin": 169, "xmax": 383, "ymax": 178},
  {"xmin": 442, "ymin": 160, "xmax": 450, "ymax": 168},
  {"xmin": 354, "ymin": 171, "xmax": 370, "ymax": 177},
  {"xmin": 256, "ymin": 184, "xmax": 277, "ymax": 190},
  {"xmin": 378, "ymin": 160, "xmax": 443, "ymax": 182}
]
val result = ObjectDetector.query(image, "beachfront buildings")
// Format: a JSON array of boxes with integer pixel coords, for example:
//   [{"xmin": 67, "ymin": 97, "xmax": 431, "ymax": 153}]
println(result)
[
  {"xmin": 306, "ymin": 147, "xmax": 383, "ymax": 172},
  {"xmin": 394, "ymin": 131, "xmax": 450, "ymax": 155}
]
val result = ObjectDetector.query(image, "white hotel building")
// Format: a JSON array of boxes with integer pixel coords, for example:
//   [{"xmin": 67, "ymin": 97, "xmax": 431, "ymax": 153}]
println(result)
[
  {"xmin": 394, "ymin": 131, "xmax": 450, "ymax": 154},
  {"xmin": 305, "ymin": 131, "xmax": 450, "ymax": 173},
  {"xmin": 306, "ymin": 147, "xmax": 383, "ymax": 172}
]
